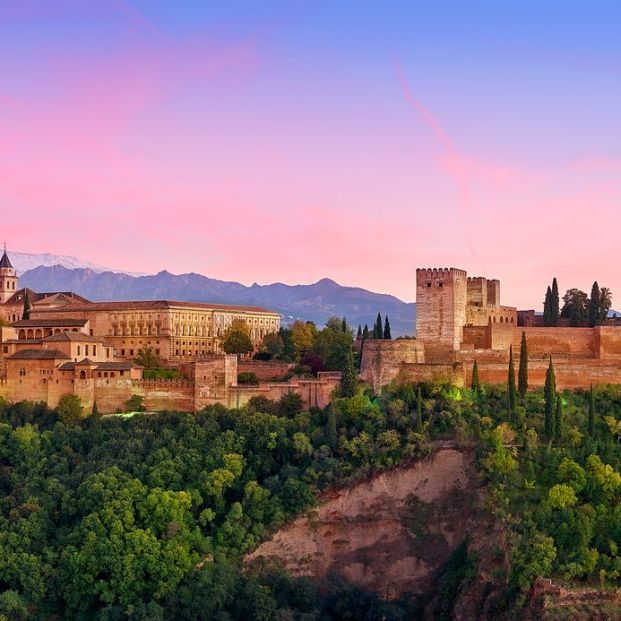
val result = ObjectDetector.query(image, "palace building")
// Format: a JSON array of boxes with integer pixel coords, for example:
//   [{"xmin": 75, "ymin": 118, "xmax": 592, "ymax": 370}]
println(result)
[{"xmin": 0, "ymin": 249, "xmax": 281, "ymax": 363}]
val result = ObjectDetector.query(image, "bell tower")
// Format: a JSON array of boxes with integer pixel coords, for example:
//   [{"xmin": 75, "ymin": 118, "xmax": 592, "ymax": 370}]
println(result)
[{"xmin": 0, "ymin": 243, "xmax": 18, "ymax": 304}]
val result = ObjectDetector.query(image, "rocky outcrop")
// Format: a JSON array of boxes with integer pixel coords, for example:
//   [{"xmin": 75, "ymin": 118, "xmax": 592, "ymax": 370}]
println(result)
[{"xmin": 247, "ymin": 448, "xmax": 506, "ymax": 612}]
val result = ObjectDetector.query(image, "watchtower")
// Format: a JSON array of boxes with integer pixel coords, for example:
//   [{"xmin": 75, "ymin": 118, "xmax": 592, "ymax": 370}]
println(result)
[{"xmin": 415, "ymin": 268, "xmax": 467, "ymax": 350}]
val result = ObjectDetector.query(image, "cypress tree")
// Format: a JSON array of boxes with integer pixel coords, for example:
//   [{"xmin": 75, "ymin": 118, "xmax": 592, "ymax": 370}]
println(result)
[
  {"xmin": 416, "ymin": 387, "xmax": 423, "ymax": 433},
  {"xmin": 543, "ymin": 286, "xmax": 552, "ymax": 327},
  {"xmin": 544, "ymin": 357, "xmax": 556, "ymax": 438},
  {"xmin": 518, "ymin": 332, "xmax": 528, "ymax": 399},
  {"xmin": 588, "ymin": 384, "xmax": 595, "ymax": 437},
  {"xmin": 92, "ymin": 401, "xmax": 100, "ymax": 417},
  {"xmin": 374, "ymin": 313, "xmax": 383, "ymax": 339},
  {"xmin": 383, "ymin": 316, "xmax": 392, "ymax": 339},
  {"xmin": 342, "ymin": 317, "xmax": 348, "ymax": 333},
  {"xmin": 507, "ymin": 346, "xmax": 516, "ymax": 417},
  {"xmin": 340, "ymin": 349, "xmax": 357, "ymax": 398},
  {"xmin": 357, "ymin": 324, "xmax": 362, "ymax": 338},
  {"xmin": 326, "ymin": 406, "xmax": 338, "ymax": 453},
  {"xmin": 588, "ymin": 281, "xmax": 601, "ymax": 327},
  {"xmin": 362, "ymin": 324, "xmax": 369, "ymax": 339},
  {"xmin": 22, "ymin": 291, "xmax": 31, "ymax": 321},
  {"xmin": 551, "ymin": 278, "xmax": 560, "ymax": 326},
  {"xmin": 554, "ymin": 393, "xmax": 562, "ymax": 441},
  {"xmin": 471, "ymin": 360, "xmax": 480, "ymax": 393}
]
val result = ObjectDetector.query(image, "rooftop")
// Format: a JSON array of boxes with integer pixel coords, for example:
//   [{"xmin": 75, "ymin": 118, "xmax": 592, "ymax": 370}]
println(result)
[
  {"xmin": 43, "ymin": 332, "xmax": 104, "ymax": 343},
  {"xmin": 7, "ymin": 349, "xmax": 70, "ymax": 360}
]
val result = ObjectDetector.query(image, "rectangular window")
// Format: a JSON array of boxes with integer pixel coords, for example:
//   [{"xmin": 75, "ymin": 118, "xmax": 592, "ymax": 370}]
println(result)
[
  {"xmin": 93, "ymin": 346, "xmax": 97, "ymax": 356},
  {"xmin": 85, "ymin": 345, "xmax": 89, "ymax": 356},
  {"xmin": 77, "ymin": 346, "xmax": 81, "ymax": 356}
]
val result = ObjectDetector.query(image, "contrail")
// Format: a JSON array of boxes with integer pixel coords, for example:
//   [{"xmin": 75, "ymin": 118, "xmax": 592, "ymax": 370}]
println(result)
[
  {"xmin": 394, "ymin": 58, "xmax": 485, "ymax": 271},
  {"xmin": 112, "ymin": 0, "xmax": 162, "ymax": 36}
]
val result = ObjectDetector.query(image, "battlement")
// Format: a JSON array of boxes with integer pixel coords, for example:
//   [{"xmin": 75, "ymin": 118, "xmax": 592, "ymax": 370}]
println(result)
[{"xmin": 416, "ymin": 267, "xmax": 467, "ymax": 280}]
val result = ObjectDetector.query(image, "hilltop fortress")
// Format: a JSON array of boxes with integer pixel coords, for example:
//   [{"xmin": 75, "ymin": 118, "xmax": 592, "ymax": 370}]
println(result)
[{"xmin": 361, "ymin": 267, "xmax": 621, "ymax": 391}]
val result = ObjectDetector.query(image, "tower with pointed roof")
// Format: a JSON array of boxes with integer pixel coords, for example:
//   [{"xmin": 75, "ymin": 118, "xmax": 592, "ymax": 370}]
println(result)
[{"xmin": 0, "ymin": 244, "xmax": 18, "ymax": 304}]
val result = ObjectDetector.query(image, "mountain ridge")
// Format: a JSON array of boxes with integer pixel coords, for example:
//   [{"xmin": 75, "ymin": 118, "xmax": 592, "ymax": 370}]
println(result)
[{"xmin": 19, "ymin": 265, "xmax": 416, "ymax": 336}]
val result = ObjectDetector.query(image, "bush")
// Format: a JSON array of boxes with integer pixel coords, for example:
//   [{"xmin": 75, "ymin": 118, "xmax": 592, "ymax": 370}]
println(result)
[{"xmin": 238, "ymin": 372, "xmax": 259, "ymax": 385}]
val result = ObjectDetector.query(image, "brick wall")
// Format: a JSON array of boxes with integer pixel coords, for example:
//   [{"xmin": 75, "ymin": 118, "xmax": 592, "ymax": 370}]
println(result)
[
  {"xmin": 360, "ymin": 340, "xmax": 425, "ymax": 392},
  {"xmin": 514, "ymin": 328, "xmax": 597, "ymax": 358},
  {"xmin": 237, "ymin": 360, "xmax": 295, "ymax": 381}
]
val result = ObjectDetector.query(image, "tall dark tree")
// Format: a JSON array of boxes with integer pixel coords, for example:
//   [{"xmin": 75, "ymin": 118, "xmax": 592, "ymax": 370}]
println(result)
[
  {"xmin": 471, "ymin": 360, "xmax": 480, "ymax": 393},
  {"xmin": 416, "ymin": 387, "xmax": 423, "ymax": 433},
  {"xmin": 589, "ymin": 281, "xmax": 601, "ymax": 327},
  {"xmin": 507, "ymin": 346, "xmax": 517, "ymax": 417},
  {"xmin": 544, "ymin": 357, "xmax": 556, "ymax": 438},
  {"xmin": 342, "ymin": 317, "xmax": 348, "ymax": 333},
  {"xmin": 22, "ymin": 291, "xmax": 31, "ymax": 320},
  {"xmin": 326, "ymin": 406, "xmax": 338, "ymax": 453},
  {"xmin": 339, "ymin": 349, "xmax": 357, "ymax": 398},
  {"xmin": 543, "ymin": 286, "xmax": 553, "ymax": 327},
  {"xmin": 357, "ymin": 324, "xmax": 362, "ymax": 338},
  {"xmin": 362, "ymin": 324, "xmax": 369, "ymax": 339},
  {"xmin": 551, "ymin": 278, "xmax": 560, "ymax": 326},
  {"xmin": 374, "ymin": 313, "xmax": 383, "ymax": 339},
  {"xmin": 383, "ymin": 316, "xmax": 392, "ymax": 340},
  {"xmin": 554, "ymin": 392, "xmax": 562, "ymax": 441},
  {"xmin": 588, "ymin": 384, "xmax": 596, "ymax": 437},
  {"xmin": 518, "ymin": 332, "xmax": 528, "ymax": 400}
]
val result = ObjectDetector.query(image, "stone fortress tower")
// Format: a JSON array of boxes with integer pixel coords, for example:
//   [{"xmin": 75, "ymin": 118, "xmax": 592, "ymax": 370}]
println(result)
[
  {"xmin": 415, "ymin": 268, "xmax": 467, "ymax": 350},
  {"xmin": 415, "ymin": 267, "xmax": 517, "ymax": 354}
]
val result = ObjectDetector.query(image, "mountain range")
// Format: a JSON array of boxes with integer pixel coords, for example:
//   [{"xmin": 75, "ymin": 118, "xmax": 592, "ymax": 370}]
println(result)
[{"xmin": 19, "ymin": 265, "xmax": 416, "ymax": 336}]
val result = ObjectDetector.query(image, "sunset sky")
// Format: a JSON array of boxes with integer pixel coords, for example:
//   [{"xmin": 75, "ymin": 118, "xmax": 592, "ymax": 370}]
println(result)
[{"xmin": 1, "ymin": 1, "xmax": 620, "ymax": 308}]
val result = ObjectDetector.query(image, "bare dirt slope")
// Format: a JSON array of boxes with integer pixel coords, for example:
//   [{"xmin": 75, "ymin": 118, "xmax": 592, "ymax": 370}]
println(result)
[{"xmin": 247, "ymin": 448, "xmax": 488, "ymax": 600}]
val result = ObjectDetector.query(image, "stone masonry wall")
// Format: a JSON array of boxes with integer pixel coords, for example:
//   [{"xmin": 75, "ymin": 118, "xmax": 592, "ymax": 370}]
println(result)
[{"xmin": 360, "ymin": 340, "xmax": 425, "ymax": 392}]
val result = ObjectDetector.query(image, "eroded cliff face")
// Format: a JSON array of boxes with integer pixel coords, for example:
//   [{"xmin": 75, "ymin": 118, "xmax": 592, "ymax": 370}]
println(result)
[{"xmin": 247, "ymin": 448, "xmax": 506, "ymax": 614}]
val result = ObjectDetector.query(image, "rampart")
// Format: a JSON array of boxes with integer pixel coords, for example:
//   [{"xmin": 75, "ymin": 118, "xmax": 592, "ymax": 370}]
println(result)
[
  {"xmin": 360, "ymin": 340, "xmax": 425, "ymax": 392},
  {"xmin": 237, "ymin": 360, "xmax": 296, "ymax": 381}
]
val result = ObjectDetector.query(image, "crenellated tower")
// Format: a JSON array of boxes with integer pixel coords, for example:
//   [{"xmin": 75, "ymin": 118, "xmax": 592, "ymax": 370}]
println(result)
[
  {"xmin": 415, "ymin": 267, "xmax": 467, "ymax": 350},
  {"xmin": 0, "ymin": 245, "xmax": 18, "ymax": 303}
]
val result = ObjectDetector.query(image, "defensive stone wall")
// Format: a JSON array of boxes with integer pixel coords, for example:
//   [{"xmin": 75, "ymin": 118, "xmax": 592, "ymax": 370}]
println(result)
[
  {"xmin": 513, "ymin": 327, "xmax": 597, "ymax": 358},
  {"xmin": 360, "ymin": 340, "xmax": 425, "ymax": 392},
  {"xmin": 597, "ymin": 327, "xmax": 621, "ymax": 360},
  {"xmin": 396, "ymin": 362, "xmax": 465, "ymax": 388},
  {"xmin": 237, "ymin": 360, "xmax": 295, "ymax": 381}
]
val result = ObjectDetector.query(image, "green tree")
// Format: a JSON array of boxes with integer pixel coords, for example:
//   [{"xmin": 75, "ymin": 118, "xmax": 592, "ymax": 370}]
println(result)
[
  {"xmin": 561, "ymin": 288, "xmax": 589, "ymax": 326},
  {"xmin": 588, "ymin": 384, "xmax": 596, "ymax": 437},
  {"xmin": 291, "ymin": 320, "xmax": 316, "ymax": 358},
  {"xmin": 339, "ymin": 349, "xmax": 357, "ymax": 398},
  {"xmin": 223, "ymin": 330, "xmax": 253, "ymax": 356},
  {"xmin": 518, "ymin": 332, "xmax": 528, "ymax": 400},
  {"xmin": 383, "ymin": 316, "xmax": 392, "ymax": 339},
  {"xmin": 543, "ymin": 286, "xmax": 552, "ymax": 327},
  {"xmin": 22, "ymin": 291, "xmax": 31, "ymax": 321},
  {"xmin": 56, "ymin": 394, "xmax": 83, "ymax": 425},
  {"xmin": 600, "ymin": 287, "xmax": 613, "ymax": 324},
  {"xmin": 341, "ymin": 317, "xmax": 347, "ymax": 333},
  {"xmin": 589, "ymin": 281, "xmax": 601, "ymax": 327},
  {"xmin": 507, "ymin": 345, "xmax": 517, "ymax": 417},
  {"xmin": 544, "ymin": 358, "xmax": 556, "ymax": 439},
  {"xmin": 373, "ymin": 313, "xmax": 383, "ymax": 339},
  {"xmin": 471, "ymin": 360, "xmax": 480, "ymax": 393},
  {"xmin": 356, "ymin": 324, "xmax": 362, "ymax": 338},
  {"xmin": 551, "ymin": 277, "xmax": 560, "ymax": 326},
  {"xmin": 554, "ymin": 392, "xmax": 562, "ymax": 441},
  {"xmin": 312, "ymin": 318, "xmax": 354, "ymax": 372},
  {"xmin": 134, "ymin": 346, "xmax": 160, "ymax": 369},
  {"xmin": 416, "ymin": 387, "xmax": 423, "ymax": 433},
  {"xmin": 261, "ymin": 332, "xmax": 284, "ymax": 358},
  {"xmin": 326, "ymin": 406, "xmax": 338, "ymax": 453},
  {"xmin": 125, "ymin": 394, "xmax": 145, "ymax": 412},
  {"xmin": 362, "ymin": 324, "xmax": 369, "ymax": 339},
  {"xmin": 91, "ymin": 401, "xmax": 100, "ymax": 417}
]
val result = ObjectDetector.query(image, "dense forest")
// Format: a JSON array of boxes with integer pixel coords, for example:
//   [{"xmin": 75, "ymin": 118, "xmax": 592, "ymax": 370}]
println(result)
[{"xmin": 2, "ymin": 377, "xmax": 621, "ymax": 619}]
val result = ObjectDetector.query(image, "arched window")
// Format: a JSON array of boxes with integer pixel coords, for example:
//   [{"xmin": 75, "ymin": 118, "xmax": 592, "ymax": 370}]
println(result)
[
  {"xmin": 79, "ymin": 370, "xmax": 86, "ymax": 380},
  {"xmin": 35, "ymin": 329, "xmax": 42, "ymax": 339},
  {"xmin": 27, "ymin": 329, "xmax": 34, "ymax": 339},
  {"xmin": 18, "ymin": 329, "xmax": 26, "ymax": 340},
  {"xmin": 500, "ymin": 317, "xmax": 504, "ymax": 323}
]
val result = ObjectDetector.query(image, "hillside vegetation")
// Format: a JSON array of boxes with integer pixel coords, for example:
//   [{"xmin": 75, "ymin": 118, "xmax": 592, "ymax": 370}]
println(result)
[{"xmin": 1, "ymin": 380, "xmax": 621, "ymax": 619}]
